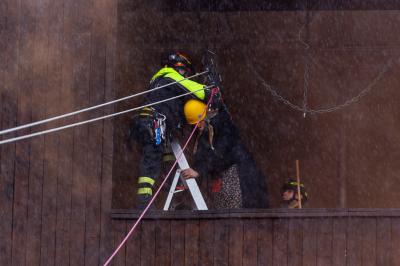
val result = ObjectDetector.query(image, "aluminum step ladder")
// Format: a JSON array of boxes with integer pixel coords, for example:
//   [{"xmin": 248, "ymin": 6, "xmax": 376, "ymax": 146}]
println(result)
[{"xmin": 163, "ymin": 140, "xmax": 208, "ymax": 211}]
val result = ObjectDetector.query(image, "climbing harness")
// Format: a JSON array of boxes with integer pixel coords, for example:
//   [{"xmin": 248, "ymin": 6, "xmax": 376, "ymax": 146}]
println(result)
[
  {"xmin": 138, "ymin": 106, "xmax": 166, "ymax": 145},
  {"xmin": 154, "ymin": 112, "xmax": 166, "ymax": 145}
]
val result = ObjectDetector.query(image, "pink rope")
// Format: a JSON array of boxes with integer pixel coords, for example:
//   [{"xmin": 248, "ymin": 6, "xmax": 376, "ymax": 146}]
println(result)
[{"xmin": 103, "ymin": 90, "xmax": 217, "ymax": 266}]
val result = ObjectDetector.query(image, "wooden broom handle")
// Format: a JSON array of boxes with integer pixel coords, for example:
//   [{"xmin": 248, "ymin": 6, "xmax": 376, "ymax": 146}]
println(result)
[{"xmin": 296, "ymin": 160, "xmax": 302, "ymax": 209}]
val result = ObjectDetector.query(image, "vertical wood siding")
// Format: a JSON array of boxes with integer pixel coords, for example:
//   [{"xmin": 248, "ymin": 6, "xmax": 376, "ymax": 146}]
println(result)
[
  {"xmin": 0, "ymin": 0, "xmax": 117, "ymax": 265},
  {"xmin": 108, "ymin": 215, "xmax": 400, "ymax": 266},
  {"xmin": 3, "ymin": 1, "xmax": 400, "ymax": 266}
]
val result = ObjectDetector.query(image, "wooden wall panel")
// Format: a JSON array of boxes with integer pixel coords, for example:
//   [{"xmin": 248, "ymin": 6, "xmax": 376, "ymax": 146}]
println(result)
[
  {"xmin": 185, "ymin": 220, "xmax": 200, "ymax": 266},
  {"xmin": 26, "ymin": 0, "xmax": 48, "ymax": 264},
  {"xmin": 272, "ymin": 219, "xmax": 288, "ymax": 266},
  {"xmin": 126, "ymin": 221, "xmax": 142, "ymax": 266},
  {"xmin": 11, "ymin": 0, "xmax": 36, "ymax": 264},
  {"xmin": 54, "ymin": 1, "xmax": 74, "ymax": 264},
  {"xmin": 40, "ymin": 0, "xmax": 63, "ymax": 264},
  {"xmin": 0, "ymin": 0, "xmax": 5, "ymax": 259},
  {"xmin": 0, "ymin": 0, "xmax": 4, "ymax": 133},
  {"xmin": 84, "ymin": 0, "xmax": 109, "ymax": 264},
  {"xmin": 99, "ymin": 0, "xmax": 117, "ymax": 262},
  {"xmin": 0, "ymin": 0, "xmax": 118, "ymax": 265},
  {"xmin": 140, "ymin": 220, "xmax": 156, "ymax": 266},
  {"xmin": 302, "ymin": 218, "xmax": 318, "ymax": 266},
  {"xmin": 107, "ymin": 213, "xmax": 400, "ymax": 266},
  {"xmin": 171, "ymin": 220, "xmax": 185, "ymax": 266},
  {"xmin": 243, "ymin": 219, "xmax": 258, "ymax": 266},
  {"xmin": 53, "ymin": 88, "xmax": 74, "ymax": 258},
  {"xmin": 0, "ymin": 0, "xmax": 19, "ymax": 265},
  {"xmin": 69, "ymin": 31, "xmax": 91, "ymax": 266},
  {"xmin": 113, "ymin": 219, "xmax": 127, "ymax": 266},
  {"xmin": 316, "ymin": 218, "xmax": 333, "ymax": 266},
  {"xmin": 228, "ymin": 219, "xmax": 243, "ymax": 266},
  {"xmin": 332, "ymin": 218, "xmax": 347, "ymax": 266},
  {"xmin": 154, "ymin": 220, "xmax": 171, "ymax": 266},
  {"xmin": 360, "ymin": 218, "xmax": 377, "ymax": 266},
  {"xmin": 257, "ymin": 219, "xmax": 273, "ymax": 266},
  {"xmin": 390, "ymin": 218, "xmax": 400, "ymax": 266},
  {"xmin": 198, "ymin": 220, "xmax": 214, "ymax": 266},
  {"xmin": 214, "ymin": 219, "xmax": 229, "ymax": 266},
  {"xmin": 347, "ymin": 218, "xmax": 363, "ymax": 266},
  {"xmin": 376, "ymin": 218, "xmax": 391, "ymax": 266},
  {"xmin": 288, "ymin": 218, "xmax": 303, "ymax": 266}
]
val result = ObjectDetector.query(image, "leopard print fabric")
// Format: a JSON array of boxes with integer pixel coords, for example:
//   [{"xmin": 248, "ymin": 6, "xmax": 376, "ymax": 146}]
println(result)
[{"xmin": 213, "ymin": 164, "xmax": 242, "ymax": 209}]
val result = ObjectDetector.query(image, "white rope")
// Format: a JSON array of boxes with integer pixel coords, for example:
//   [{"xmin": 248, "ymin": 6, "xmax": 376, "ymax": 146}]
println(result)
[
  {"xmin": 0, "ymin": 71, "xmax": 208, "ymax": 136},
  {"xmin": 0, "ymin": 86, "xmax": 212, "ymax": 145}
]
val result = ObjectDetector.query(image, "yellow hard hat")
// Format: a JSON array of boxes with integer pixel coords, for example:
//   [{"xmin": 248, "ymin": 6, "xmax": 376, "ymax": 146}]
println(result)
[{"xmin": 184, "ymin": 99, "xmax": 207, "ymax": 124}]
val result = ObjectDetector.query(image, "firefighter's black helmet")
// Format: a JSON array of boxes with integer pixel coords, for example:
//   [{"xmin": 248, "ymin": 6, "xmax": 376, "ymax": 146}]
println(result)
[{"xmin": 162, "ymin": 52, "xmax": 195, "ymax": 75}]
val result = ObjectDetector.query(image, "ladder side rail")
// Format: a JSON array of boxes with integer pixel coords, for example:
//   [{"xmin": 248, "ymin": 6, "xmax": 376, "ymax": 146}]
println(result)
[{"xmin": 163, "ymin": 170, "xmax": 182, "ymax": 211}]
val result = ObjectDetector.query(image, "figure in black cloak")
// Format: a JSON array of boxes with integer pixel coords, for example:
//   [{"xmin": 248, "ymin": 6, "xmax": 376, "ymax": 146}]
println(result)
[{"xmin": 181, "ymin": 105, "xmax": 269, "ymax": 209}]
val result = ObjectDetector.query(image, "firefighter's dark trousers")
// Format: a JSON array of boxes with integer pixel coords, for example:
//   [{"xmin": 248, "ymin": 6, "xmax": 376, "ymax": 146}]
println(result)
[{"xmin": 131, "ymin": 116, "xmax": 164, "ymax": 207}]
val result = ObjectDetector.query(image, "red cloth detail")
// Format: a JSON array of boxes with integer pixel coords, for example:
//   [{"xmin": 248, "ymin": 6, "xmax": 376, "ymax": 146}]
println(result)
[{"xmin": 211, "ymin": 178, "xmax": 222, "ymax": 193}]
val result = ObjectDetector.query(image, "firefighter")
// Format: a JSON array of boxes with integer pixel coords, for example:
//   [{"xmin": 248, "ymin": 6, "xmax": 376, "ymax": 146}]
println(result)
[
  {"xmin": 130, "ymin": 52, "xmax": 208, "ymax": 209},
  {"xmin": 280, "ymin": 180, "xmax": 308, "ymax": 208}
]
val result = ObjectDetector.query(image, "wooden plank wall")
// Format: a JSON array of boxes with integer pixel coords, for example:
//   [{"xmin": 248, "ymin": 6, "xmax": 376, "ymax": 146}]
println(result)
[
  {"xmin": 0, "ymin": 0, "xmax": 117, "ymax": 265},
  {"xmin": 3, "ymin": 1, "xmax": 400, "ymax": 265},
  {"xmin": 110, "ymin": 214, "xmax": 400, "ymax": 266}
]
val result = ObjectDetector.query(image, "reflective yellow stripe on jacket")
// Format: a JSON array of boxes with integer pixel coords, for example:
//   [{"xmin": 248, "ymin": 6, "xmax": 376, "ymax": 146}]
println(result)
[{"xmin": 151, "ymin": 67, "xmax": 205, "ymax": 100}]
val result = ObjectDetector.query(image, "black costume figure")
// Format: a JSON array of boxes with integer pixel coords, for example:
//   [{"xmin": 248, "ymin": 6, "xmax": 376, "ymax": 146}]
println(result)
[{"xmin": 192, "ymin": 108, "xmax": 269, "ymax": 208}]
